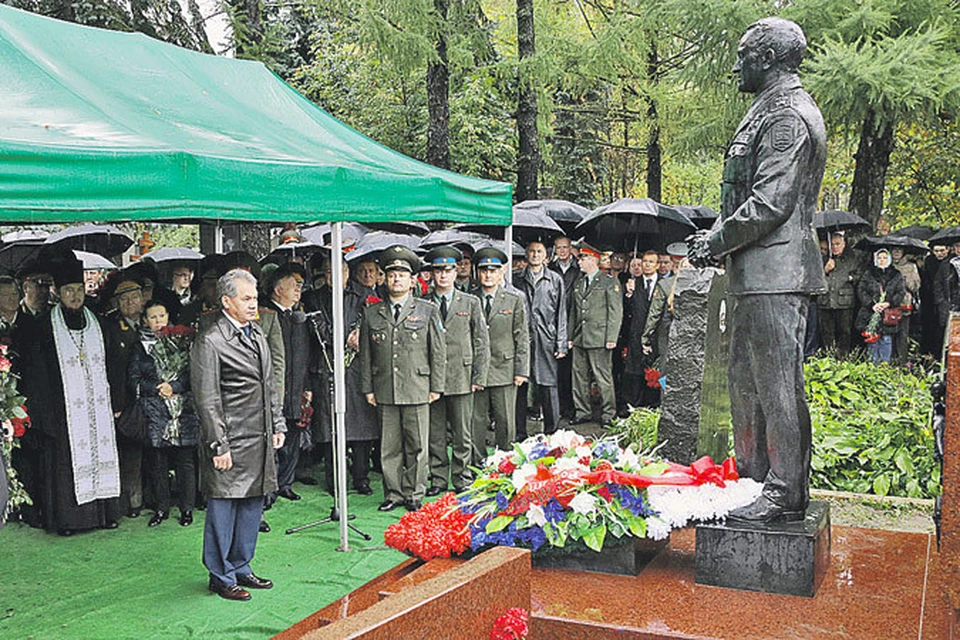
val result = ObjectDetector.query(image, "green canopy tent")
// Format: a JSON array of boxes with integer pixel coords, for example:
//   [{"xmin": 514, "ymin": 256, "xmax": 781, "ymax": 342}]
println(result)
[{"xmin": 0, "ymin": 4, "xmax": 513, "ymax": 549}]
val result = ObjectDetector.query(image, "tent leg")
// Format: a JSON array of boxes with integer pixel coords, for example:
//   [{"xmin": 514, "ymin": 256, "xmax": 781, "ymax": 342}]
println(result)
[
  {"xmin": 505, "ymin": 224, "xmax": 514, "ymax": 284},
  {"xmin": 331, "ymin": 221, "xmax": 351, "ymax": 551}
]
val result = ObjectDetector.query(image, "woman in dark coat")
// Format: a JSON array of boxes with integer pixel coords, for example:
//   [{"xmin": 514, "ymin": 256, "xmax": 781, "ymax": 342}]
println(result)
[
  {"xmin": 128, "ymin": 299, "xmax": 199, "ymax": 526},
  {"xmin": 856, "ymin": 248, "xmax": 906, "ymax": 364}
]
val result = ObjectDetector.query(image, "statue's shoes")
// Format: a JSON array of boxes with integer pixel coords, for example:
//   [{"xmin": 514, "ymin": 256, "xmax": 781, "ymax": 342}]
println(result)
[{"xmin": 726, "ymin": 495, "xmax": 804, "ymax": 523}]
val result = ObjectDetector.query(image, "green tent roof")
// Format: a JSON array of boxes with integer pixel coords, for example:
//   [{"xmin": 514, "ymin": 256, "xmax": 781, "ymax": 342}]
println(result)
[{"xmin": 0, "ymin": 5, "xmax": 512, "ymax": 224}]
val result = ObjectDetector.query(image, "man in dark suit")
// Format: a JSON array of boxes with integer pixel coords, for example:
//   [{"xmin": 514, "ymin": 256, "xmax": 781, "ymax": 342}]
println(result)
[
  {"xmin": 549, "ymin": 236, "xmax": 579, "ymax": 418},
  {"xmin": 622, "ymin": 251, "xmax": 660, "ymax": 410},
  {"xmin": 424, "ymin": 247, "xmax": 489, "ymax": 495},
  {"xmin": 192, "ymin": 268, "xmax": 286, "ymax": 601},
  {"xmin": 690, "ymin": 17, "xmax": 827, "ymax": 523},
  {"xmin": 266, "ymin": 264, "xmax": 312, "ymax": 502}
]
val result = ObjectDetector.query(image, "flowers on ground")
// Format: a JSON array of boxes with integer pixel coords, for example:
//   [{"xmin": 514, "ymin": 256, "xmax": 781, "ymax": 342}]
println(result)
[
  {"xmin": 490, "ymin": 607, "xmax": 528, "ymax": 640},
  {"xmin": 385, "ymin": 431, "xmax": 762, "ymax": 560}
]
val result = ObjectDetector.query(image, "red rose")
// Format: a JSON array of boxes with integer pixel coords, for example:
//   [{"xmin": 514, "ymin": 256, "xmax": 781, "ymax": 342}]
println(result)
[
  {"xmin": 644, "ymin": 368, "xmax": 661, "ymax": 388},
  {"xmin": 366, "ymin": 295, "xmax": 382, "ymax": 305},
  {"xmin": 11, "ymin": 414, "xmax": 30, "ymax": 437}
]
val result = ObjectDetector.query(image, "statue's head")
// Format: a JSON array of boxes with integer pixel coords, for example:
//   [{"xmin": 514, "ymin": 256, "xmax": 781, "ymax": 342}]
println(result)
[{"xmin": 734, "ymin": 18, "xmax": 806, "ymax": 93}]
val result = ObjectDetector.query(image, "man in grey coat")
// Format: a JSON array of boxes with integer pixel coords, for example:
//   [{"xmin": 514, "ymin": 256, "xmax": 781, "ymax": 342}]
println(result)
[
  {"xmin": 514, "ymin": 241, "xmax": 567, "ymax": 436},
  {"xmin": 690, "ymin": 18, "xmax": 827, "ymax": 523},
  {"xmin": 192, "ymin": 269, "xmax": 286, "ymax": 601}
]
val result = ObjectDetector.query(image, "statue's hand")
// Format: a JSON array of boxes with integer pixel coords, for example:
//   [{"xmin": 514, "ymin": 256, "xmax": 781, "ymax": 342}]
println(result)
[{"xmin": 687, "ymin": 230, "xmax": 716, "ymax": 269}]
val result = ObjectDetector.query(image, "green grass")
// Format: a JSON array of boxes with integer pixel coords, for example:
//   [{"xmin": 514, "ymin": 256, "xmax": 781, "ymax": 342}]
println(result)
[{"xmin": 0, "ymin": 476, "xmax": 407, "ymax": 639}]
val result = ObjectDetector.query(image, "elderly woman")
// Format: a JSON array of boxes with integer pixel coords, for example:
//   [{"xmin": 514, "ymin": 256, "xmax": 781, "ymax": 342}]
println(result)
[
  {"xmin": 128, "ymin": 299, "xmax": 199, "ymax": 527},
  {"xmin": 856, "ymin": 248, "xmax": 906, "ymax": 364},
  {"xmin": 891, "ymin": 247, "xmax": 921, "ymax": 363},
  {"xmin": 23, "ymin": 251, "xmax": 121, "ymax": 536}
]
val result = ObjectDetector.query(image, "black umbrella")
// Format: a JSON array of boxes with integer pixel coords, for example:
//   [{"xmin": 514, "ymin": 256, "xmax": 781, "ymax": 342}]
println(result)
[
  {"xmin": 855, "ymin": 235, "xmax": 930, "ymax": 255},
  {"xmin": 673, "ymin": 204, "xmax": 719, "ymax": 230},
  {"xmin": 263, "ymin": 240, "xmax": 325, "ymax": 264},
  {"xmin": 473, "ymin": 238, "xmax": 526, "ymax": 258},
  {"xmin": 574, "ymin": 198, "xmax": 696, "ymax": 253},
  {"xmin": 143, "ymin": 247, "xmax": 205, "ymax": 263},
  {"xmin": 419, "ymin": 229, "xmax": 491, "ymax": 253},
  {"xmin": 927, "ymin": 225, "xmax": 960, "ymax": 247},
  {"xmin": 301, "ymin": 222, "xmax": 370, "ymax": 249},
  {"xmin": 891, "ymin": 224, "xmax": 937, "ymax": 241},
  {"xmin": 455, "ymin": 208, "xmax": 563, "ymax": 245},
  {"xmin": 0, "ymin": 230, "xmax": 50, "ymax": 271},
  {"xmin": 346, "ymin": 231, "xmax": 421, "ymax": 264},
  {"xmin": 813, "ymin": 210, "xmax": 870, "ymax": 232},
  {"xmin": 366, "ymin": 220, "xmax": 431, "ymax": 236},
  {"xmin": 44, "ymin": 223, "xmax": 134, "ymax": 257},
  {"xmin": 513, "ymin": 199, "xmax": 590, "ymax": 235}
]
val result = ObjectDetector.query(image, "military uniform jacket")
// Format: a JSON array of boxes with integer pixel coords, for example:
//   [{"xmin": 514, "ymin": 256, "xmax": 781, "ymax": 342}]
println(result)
[
  {"xmin": 191, "ymin": 313, "xmax": 286, "ymax": 499},
  {"xmin": 706, "ymin": 76, "xmax": 828, "ymax": 296},
  {"xmin": 569, "ymin": 272, "xmax": 623, "ymax": 349},
  {"xmin": 480, "ymin": 287, "xmax": 530, "ymax": 387},
  {"xmin": 819, "ymin": 251, "xmax": 860, "ymax": 309},
  {"xmin": 514, "ymin": 267, "xmax": 567, "ymax": 386},
  {"xmin": 430, "ymin": 288, "xmax": 489, "ymax": 395},
  {"xmin": 359, "ymin": 296, "xmax": 446, "ymax": 405}
]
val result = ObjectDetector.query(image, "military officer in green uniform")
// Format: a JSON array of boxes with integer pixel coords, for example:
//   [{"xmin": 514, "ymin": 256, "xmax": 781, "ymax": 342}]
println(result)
[
  {"xmin": 423, "ymin": 246, "xmax": 489, "ymax": 496},
  {"xmin": 568, "ymin": 243, "xmax": 623, "ymax": 426},
  {"xmin": 360, "ymin": 245, "xmax": 446, "ymax": 512},
  {"xmin": 471, "ymin": 247, "xmax": 529, "ymax": 462}
]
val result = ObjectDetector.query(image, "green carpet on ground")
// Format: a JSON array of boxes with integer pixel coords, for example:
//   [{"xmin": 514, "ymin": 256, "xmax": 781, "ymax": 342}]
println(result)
[{"xmin": 0, "ymin": 476, "xmax": 409, "ymax": 639}]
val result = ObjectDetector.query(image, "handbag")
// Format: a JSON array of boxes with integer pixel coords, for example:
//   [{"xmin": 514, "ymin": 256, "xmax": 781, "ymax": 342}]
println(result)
[
  {"xmin": 882, "ymin": 307, "xmax": 902, "ymax": 327},
  {"xmin": 115, "ymin": 399, "xmax": 147, "ymax": 443}
]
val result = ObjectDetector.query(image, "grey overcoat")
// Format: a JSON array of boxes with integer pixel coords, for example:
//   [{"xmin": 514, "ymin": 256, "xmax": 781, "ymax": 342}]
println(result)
[{"xmin": 514, "ymin": 267, "xmax": 567, "ymax": 386}]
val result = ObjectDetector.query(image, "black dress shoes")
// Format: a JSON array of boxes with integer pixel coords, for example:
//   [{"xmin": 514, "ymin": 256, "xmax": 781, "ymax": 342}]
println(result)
[
  {"xmin": 259, "ymin": 519, "xmax": 271, "ymax": 533},
  {"xmin": 100, "ymin": 520, "xmax": 119, "ymax": 530},
  {"xmin": 404, "ymin": 499, "xmax": 422, "ymax": 512},
  {"xmin": 568, "ymin": 416, "xmax": 591, "ymax": 425},
  {"xmin": 236, "ymin": 573, "xmax": 273, "ymax": 590},
  {"xmin": 209, "ymin": 579, "xmax": 251, "ymax": 601},
  {"xmin": 356, "ymin": 483, "xmax": 373, "ymax": 496},
  {"xmin": 58, "ymin": 529, "xmax": 74, "ymax": 537},
  {"xmin": 127, "ymin": 508, "xmax": 141, "ymax": 518},
  {"xmin": 179, "ymin": 511, "xmax": 193, "ymax": 527},
  {"xmin": 148, "ymin": 511, "xmax": 168, "ymax": 527},
  {"xmin": 425, "ymin": 486, "xmax": 444, "ymax": 498},
  {"xmin": 278, "ymin": 488, "xmax": 301, "ymax": 501},
  {"xmin": 378, "ymin": 500, "xmax": 401, "ymax": 512},
  {"xmin": 726, "ymin": 495, "xmax": 804, "ymax": 523}
]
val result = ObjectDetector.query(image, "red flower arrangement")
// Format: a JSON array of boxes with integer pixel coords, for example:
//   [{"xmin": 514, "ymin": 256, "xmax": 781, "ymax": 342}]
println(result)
[
  {"xmin": 158, "ymin": 324, "xmax": 196, "ymax": 338},
  {"xmin": 644, "ymin": 368, "xmax": 661, "ymax": 388},
  {"xmin": 861, "ymin": 331, "xmax": 880, "ymax": 344},
  {"xmin": 365, "ymin": 295, "xmax": 382, "ymax": 306},
  {"xmin": 384, "ymin": 493, "xmax": 473, "ymax": 561},
  {"xmin": 490, "ymin": 608, "xmax": 529, "ymax": 640},
  {"xmin": 11, "ymin": 411, "xmax": 30, "ymax": 438}
]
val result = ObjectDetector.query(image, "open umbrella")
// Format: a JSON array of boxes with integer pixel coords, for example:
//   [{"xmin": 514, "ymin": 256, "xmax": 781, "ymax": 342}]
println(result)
[
  {"xmin": 74, "ymin": 250, "xmax": 118, "ymax": 270},
  {"xmin": 891, "ymin": 224, "xmax": 937, "ymax": 241},
  {"xmin": 301, "ymin": 222, "xmax": 370, "ymax": 249},
  {"xmin": 574, "ymin": 198, "xmax": 696, "ymax": 253},
  {"xmin": 142, "ymin": 247, "xmax": 205, "ymax": 263},
  {"xmin": 419, "ymin": 229, "xmax": 491, "ymax": 252},
  {"xmin": 263, "ymin": 240, "xmax": 325, "ymax": 264},
  {"xmin": 854, "ymin": 235, "xmax": 929, "ymax": 255},
  {"xmin": 813, "ymin": 210, "xmax": 870, "ymax": 233},
  {"xmin": 927, "ymin": 225, "xmax": 960, "ymax": 247},
  {"xmin": 0, "ymin": 229, "xmax": 50, "ymax": 271},
  {"xmin": 366, "ymin": 220, "xmax": 431, "ymax": 236},
  {"xmin": 44, "ymin": 223, "xmax": 134, "ymax": 257},
  {"xmin": 673, "ymin": 204, "xmax": 719, "ymax": 230},
  {"xmin": 346, "ymin": 231, "xmax": 422, "ymax": 265},
  {"xmin": 513, "ymin": 199, "xmax": 590, "ymax": 235},
  {"xmin": 455, "ymin": 208, "xmax": 563, "ymax": 246}
]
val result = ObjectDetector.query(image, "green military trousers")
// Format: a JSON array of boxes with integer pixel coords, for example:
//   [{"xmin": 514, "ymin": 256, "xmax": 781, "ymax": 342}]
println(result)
[
  {"xmin": 428, "ymin": 393, "xmax": 474, "ymax": 492},
  {"xmin": 379, "ymin": 403, "xmax": 430, "ymax": 503},
  {"xmin": 472, "ymin": 385, "xmax": 518, "ymax": 465},
  {"xmin": 572, "ymin": 346, "xmax": 616, "ymax": 424}
]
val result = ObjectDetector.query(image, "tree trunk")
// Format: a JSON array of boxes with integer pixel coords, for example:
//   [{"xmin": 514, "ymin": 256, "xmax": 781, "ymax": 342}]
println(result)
[
  {"xmin": 515, "ymin": 0, "xmax": 539, "ymax": 202},
  {"xmin": 426, "ymin": 0, "xmax": 450, "ymax": 170},
  {"xmin": 849, "ymin": 108, "xmax": 895, "ymax": 231},
  {"xmin": 645, "ymin": 42, "xmax": 662, "ymax": 203}
]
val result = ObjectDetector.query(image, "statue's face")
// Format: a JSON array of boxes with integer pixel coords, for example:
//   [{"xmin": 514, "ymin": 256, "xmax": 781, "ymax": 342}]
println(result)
[{"xmin": 734, "ymin": 30, "xmax": 769, "ymax": 94}]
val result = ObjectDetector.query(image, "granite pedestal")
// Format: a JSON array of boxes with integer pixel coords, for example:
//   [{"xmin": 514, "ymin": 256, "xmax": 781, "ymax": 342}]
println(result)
[
  {"xmin": 532, "ymin": 536, "xmax": 668, "ymax": 576},
  {"xmin": 695, "ymin": 501, "xmax": 830, "ymax": 597}
]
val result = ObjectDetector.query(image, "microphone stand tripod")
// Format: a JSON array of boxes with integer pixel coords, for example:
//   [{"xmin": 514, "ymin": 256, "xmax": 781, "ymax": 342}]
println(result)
[{"xmin": 285, "ymin": 310, "xmax": 370, "ymax": 541}]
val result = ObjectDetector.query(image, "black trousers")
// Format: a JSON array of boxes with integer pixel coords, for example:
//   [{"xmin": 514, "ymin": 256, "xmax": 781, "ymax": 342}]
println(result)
[
  {"xmin": 818, "ymin": 307, "xmax": 854, "ymax": 355},
  {"xmin": 147, "ymin": 445, "xmax": 196, "ymax": 514},
  {"xmin": 276, "ymin": 422, "xmax": 302, "ymax": 492},
  {"xmin": 557, "ymin": 355, "xmax": 574, "ymax": 418},
  {"xmin": 729, "ymin": 294, "xmax": 811, "ymax": 511},
  {"xmin": 321, "ymin": 440, "xmax": 373, "ymax": 491}
]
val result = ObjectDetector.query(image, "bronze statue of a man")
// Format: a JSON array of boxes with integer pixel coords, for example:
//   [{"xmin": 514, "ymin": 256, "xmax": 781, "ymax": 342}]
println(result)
[{"xmin": 689, "ymin": 18, "xmax": 827, "ymax": 522}]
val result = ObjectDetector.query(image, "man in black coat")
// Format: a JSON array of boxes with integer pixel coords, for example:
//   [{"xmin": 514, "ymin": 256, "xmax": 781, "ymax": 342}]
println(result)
[
  {"xmin": 690, "ymin": 18, "xmax": 827, "ymax": 523},
  {"xmin": 549, "ymin": 236, "xmax": 579, "ymax": 418},
  {"xmin": 266, "ymin": 264, "xmax": 313, "ymax": 502},
  {"xmin": 923, "ymin": 243, "xmax": 949, "ymax": 356}
]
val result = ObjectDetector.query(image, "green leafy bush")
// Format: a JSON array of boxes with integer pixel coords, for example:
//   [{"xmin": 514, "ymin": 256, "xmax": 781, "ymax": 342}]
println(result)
[
  {"xmin": 805, "ymin": 356, "xmax": 939, "ymax": 499},
  {"xmin": 610, "ymin": 356, "xmax": 940, "ymax": 499}
]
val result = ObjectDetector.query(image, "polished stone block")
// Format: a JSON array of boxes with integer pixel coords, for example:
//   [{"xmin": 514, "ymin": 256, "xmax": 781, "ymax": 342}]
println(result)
[
  {"xmin": 694, "ymin": 501, "xmax": 830, "ymax": 597},
  {"xmin": 533, "ymin": 536, "xmax": 668, "ymax": 576}
]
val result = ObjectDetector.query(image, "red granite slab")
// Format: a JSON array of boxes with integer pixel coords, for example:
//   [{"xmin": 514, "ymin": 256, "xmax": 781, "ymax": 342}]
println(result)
[
  {"xmin": 942, "ymin": 316, "xmax": 960, "ymax": 613},
  {"xmin": 530, "ymin": 526, "xmax": 949, "ymax": 639}
]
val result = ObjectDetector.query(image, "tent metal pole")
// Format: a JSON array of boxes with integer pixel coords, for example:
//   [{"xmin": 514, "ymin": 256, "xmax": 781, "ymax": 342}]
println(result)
[
  {"xmin": 214, "ymin": 221, "xmax": 224, "ymax": 254},
  {"xmin": 331, "ymin": 221, "xmax": 350, "ymax": 551},
  {"xmin": 505, "ymin": 224, "xmax": 514, "ymax": 284}
]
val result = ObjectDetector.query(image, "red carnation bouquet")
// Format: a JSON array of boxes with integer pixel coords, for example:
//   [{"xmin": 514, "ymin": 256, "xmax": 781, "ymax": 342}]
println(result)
[
  {"xmin": 644, "ymin": 368, "xmax": 661, "ymax": 388},
  {"xmin": 490, "ymin": 608, "xmax": 529, "ymax": 640},
  {"xmin": 0, "ymin": 343, "xmax": 30, "ymax": 523}
]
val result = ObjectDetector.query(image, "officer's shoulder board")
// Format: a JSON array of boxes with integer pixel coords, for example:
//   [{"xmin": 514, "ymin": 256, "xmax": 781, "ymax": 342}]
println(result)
[
  {"xmin": 414, "ymin": 297, "xmax": 439, "ymax": 312},
  {"xmin": 258, "ymin": 306, "xmax": 277, "ymax": 315}
]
